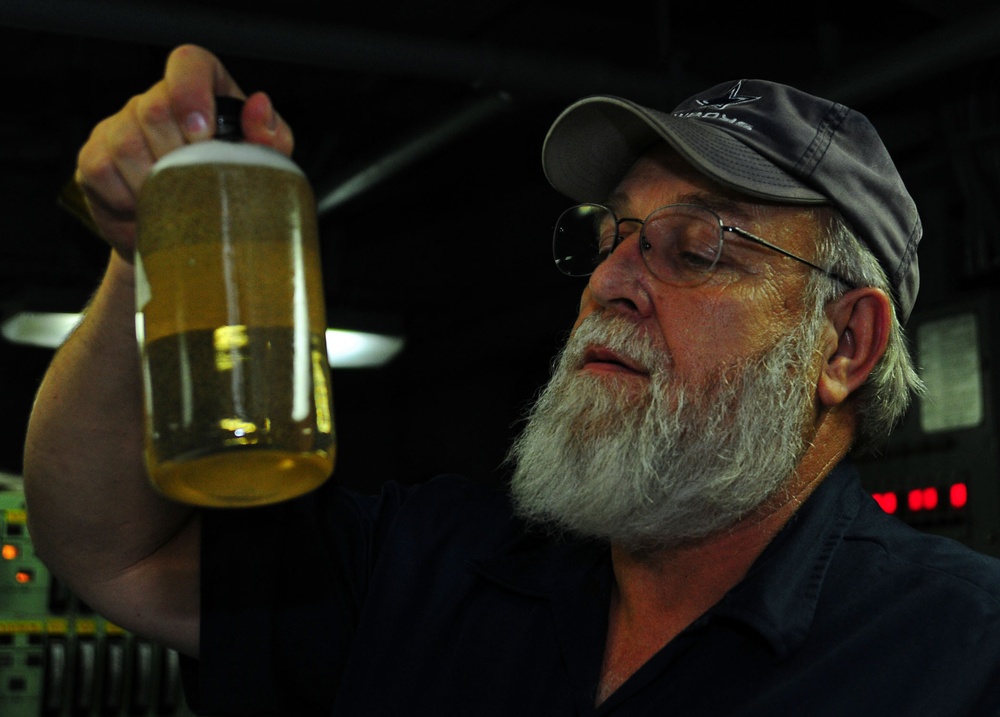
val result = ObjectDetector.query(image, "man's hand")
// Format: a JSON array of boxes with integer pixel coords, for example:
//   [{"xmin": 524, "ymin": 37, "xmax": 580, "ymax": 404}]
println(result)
[{"xmin": 74, "ymin": 44, "xmax": 294, "ymax": 258}]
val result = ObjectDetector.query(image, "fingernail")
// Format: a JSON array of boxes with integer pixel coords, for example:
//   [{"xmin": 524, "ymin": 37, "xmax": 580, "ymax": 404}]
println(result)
[
  {"xmin": 184, "ymin": 111, "xmax": 209, "ymax": 137},
  {"xmin": 265, "ymin": 101, "xmax": 279, "ymax": 134}
]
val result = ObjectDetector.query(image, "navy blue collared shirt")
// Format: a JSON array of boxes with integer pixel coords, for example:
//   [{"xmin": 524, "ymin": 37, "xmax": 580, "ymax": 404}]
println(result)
[{"xmin": 185, "ymin": 462, "xmax": 1000, "ymax": 715}]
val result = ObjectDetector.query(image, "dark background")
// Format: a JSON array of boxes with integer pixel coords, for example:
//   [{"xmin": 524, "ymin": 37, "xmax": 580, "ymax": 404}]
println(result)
[{"xmin": 2, "ymin": 1, "xmax": 1000, "ymax": 495}]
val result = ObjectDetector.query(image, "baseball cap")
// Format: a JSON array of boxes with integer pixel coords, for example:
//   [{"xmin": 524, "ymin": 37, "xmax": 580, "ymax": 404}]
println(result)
[{"xmin": 541, "ymin": 79, "xmax": 922, "ymax": 322}]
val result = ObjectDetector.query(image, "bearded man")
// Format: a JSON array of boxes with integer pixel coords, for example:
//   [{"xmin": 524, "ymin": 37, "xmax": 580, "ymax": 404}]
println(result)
[{"xmin": 24, "ymin": 46, "xmax": 1000, "ymax": 716}]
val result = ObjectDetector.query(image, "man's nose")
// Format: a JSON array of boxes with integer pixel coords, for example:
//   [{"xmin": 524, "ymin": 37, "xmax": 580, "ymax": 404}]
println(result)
[{"xmin": 585, "ymin": 229, "xmax": 655, "ymax": 319}]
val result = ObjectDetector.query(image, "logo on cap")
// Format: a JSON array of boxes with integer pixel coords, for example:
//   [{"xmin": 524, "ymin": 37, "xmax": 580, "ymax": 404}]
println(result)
[{"xmin": 694, "ymin": 80, "xmax": 761, "ymax": 111}]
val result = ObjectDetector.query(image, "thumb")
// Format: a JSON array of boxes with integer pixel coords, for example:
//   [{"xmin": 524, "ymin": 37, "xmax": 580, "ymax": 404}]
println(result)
[{"xmin": 241, "ymin": 92, "xmax": 295, "ymax": 157}]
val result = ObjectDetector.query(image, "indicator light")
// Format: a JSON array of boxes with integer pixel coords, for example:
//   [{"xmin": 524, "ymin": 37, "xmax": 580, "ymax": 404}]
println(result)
[
  {"xmin": 922, "ymin": 487, "xmax": 938, "ymax": 511},
  {"xmin": 14, "ymin": 569, "xmax": 33, "ymax": 584},
  {"xmin": 908, "ymin": 489, "xmax": 923, "ymax": 512},
  {"xmin": 872, "ymin": 492, "xmax": 898, "ymax": 514},
  {"xmin": 1, "ymin": 544, "xmax": 18, "ymax": 560},
  {"xmin": 950, "ymin": 483, "xmax": 968, "ymax": 509}
]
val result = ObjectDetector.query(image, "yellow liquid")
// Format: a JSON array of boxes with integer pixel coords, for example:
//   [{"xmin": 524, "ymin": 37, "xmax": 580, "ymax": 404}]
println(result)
[
  {"xmin": 152, "ymin": 448, "xmax": 334, "ymax": 507},
  {"xmin": 141, "ymin": 327, "xmax": 335, "ymax": 507},
  {"xmin": 136, "ymin": 164, "xmax": 327, "ymax": 344},
  {"xmin": 137, "ymin": 162, "xmax": 335, "ymax": 507}
]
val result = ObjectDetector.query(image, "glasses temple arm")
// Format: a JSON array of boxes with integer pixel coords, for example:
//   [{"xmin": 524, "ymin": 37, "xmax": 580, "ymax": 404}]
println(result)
[{"xmin": 725, "ymin": 226, "xmax": 857, "ymax": 289}]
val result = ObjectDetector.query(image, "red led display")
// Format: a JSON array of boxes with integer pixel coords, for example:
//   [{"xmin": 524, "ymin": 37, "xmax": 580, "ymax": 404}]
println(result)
[
  {"xmin": 950, "ymin": 483, "xmax": 968, "ymax": 509},
  {"xmin": 922, "ymin": 487, "xmax": 939, "ymax": 511},
  {"xmin": 871, "ymin": 483, "xmax": 968, "ymax": 516},
  {"xmin": 907, "ymin": 486, "xmax": 944, "ymax": 512},
  {"xmin": 872, "ymin": 492, "xmax": 898, "ymax": 514}
]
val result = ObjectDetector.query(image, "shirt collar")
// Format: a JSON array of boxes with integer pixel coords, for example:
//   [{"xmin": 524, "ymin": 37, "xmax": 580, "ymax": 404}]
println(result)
[
  {"xmin": 712, "ymin": 461, "xmax": 863, "ymax": 658},
  {"xmin": 470, "ymin": 524, "xmax": 611, "ymax": 600},
  {"xmin": 470, "ymin": 524, "xmax": 614, "ymax": 712},
  {"xmin": 471, "ymin": 461, "xmax": 863, "ymax": 659}
]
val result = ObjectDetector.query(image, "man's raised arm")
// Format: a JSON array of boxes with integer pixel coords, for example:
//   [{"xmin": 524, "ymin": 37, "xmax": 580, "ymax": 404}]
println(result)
[{"xmin": 22, "ymin": 44, "xmax": 294, "ymax": 657}]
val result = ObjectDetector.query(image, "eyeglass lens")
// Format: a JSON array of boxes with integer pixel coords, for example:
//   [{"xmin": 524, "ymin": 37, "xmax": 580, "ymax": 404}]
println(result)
[{"xmin": 553, "ymin": 204, "xmax": 725, "ymax": 285}]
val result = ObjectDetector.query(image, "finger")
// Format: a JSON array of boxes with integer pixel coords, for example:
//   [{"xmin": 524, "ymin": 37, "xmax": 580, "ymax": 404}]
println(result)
[
  {"xmin": 134, "ymin": 80, "xmax": 188, "ymax": 160},
  {"xmin": 162, "ymin": 44, "xmax": 245, "ymax": 143},
  {"xmin": 108, "ymin": 93, "xmax": 165, "ymax": 196},
  {"xmin": 241, "ymin": 91, "xmax": 295, "ymax": 156},
  {"xmin": 72, "ymin": 154, "xmax": 139, "ymax": 257},
  {"xmin": 73, "ymin": 157, "xmax": 135, "ymax": 236},
  {"xmin": 77, "ymin": 101, "xmax": 149, "ymax": 217},
  {"xmin": 75, "ymin": 94, "xmax": 164, "ymax": 256}
]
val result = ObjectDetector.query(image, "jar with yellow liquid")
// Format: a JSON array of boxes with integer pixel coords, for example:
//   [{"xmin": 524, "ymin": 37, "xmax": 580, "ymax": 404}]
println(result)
[{"xmin": 135, "ymin": 97, "xmax": 335, "ymax": 507}]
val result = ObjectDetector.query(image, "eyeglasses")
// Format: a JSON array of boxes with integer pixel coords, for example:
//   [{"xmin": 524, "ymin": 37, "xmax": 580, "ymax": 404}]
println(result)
[{"xmin": 552, "ymin": 203, "xmax": 856, "ymax": 288}]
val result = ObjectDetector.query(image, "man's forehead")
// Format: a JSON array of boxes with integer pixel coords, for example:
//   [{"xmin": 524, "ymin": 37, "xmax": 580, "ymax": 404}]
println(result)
[
  {"xmin": 610, "ymin": 144, "xmax": 783, "ymax": 222},
  {"xmin": 603, "ymin": 187, "xmax": 755, "ymax": 225}
]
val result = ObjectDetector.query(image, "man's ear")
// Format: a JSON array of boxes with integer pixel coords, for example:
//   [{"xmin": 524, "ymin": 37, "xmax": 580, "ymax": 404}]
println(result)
[{"xmin": 817, "ymin": 287, "xmax": 892, "ymax": 407}]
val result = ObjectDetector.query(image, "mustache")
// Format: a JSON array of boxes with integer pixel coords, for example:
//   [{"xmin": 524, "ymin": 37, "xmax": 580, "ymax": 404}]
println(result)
[{"xmin": 560, "ymin": 312, "xmax": 672, "ymax": 378}]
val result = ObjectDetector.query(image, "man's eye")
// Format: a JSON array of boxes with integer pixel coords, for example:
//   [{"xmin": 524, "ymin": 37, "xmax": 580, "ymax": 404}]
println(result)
[
  {"xmin": 677, "ymin": 250, "xmax": 717, "ymax": 270},
  {"xmin": 597, "ymin": 231, "xmax": 617, "ymax": 253},
  {"xmin": 667, "ymin": 229, "xmax": 719, "ymax": 271}
]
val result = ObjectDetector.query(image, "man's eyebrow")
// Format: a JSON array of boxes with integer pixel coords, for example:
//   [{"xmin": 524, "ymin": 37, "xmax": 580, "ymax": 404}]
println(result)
[
  {"xmin": 603, "ymin": 190, "xmax": 756, "ymax": 224},
  {"xmin": 672, "ymin": 192, "xmax": 754, "ymax": 224},
  {"xmin": 604, "ymin": 191, "xmax": 632, "ymax": 216}
]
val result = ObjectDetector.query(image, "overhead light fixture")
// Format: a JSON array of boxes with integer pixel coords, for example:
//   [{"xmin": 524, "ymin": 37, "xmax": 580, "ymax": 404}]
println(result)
[
  {"xmin": 1, "ymin": 312, "xmax": 83, "ymax": 349},
  {"xmin": 1, "ymin": 311, "xmax": 404, "ymax": 368},
  {"xmin": 326, "ymin": 328, "xmax": 404, "ymax": 368}
]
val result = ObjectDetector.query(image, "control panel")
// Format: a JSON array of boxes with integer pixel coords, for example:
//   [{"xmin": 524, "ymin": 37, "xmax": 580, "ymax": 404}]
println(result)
[
  {"xmin": 857, "ymin": 291, "xmax": 1000, "ymax": 557},
  {"xmin": 0, "ymin": 489, "xmax": 195, "ymax": 717}
]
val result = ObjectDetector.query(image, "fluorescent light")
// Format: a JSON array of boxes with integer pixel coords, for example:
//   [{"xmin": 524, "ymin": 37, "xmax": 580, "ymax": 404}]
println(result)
[
  {"xmin": 326, "ymin": 328, "xmax": 404, "ymax": 368},
  {"xmin": 1, "ymin": 312, "xmax": 83, "ymax": 349},
  {"xmin": 1, "ymin": 312, "xmax": 404, "ymax": 368}
]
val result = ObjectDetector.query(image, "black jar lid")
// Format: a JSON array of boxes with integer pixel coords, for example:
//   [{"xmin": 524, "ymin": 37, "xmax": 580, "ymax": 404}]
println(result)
[{"xmin": 215, "ymin": 96, "xmax": 244, "ymax": 141}]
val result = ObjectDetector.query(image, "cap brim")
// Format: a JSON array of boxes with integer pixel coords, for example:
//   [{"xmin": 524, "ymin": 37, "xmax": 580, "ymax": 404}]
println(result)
[{"xmin": 542, "ymin": 96, "xmax": 827, "ymax": 205}]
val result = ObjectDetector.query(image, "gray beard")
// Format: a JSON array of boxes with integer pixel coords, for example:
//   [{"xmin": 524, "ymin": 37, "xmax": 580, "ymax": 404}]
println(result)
[{"xmin": 507, "ymin": 310, "xmax": 822, "ymax": 553}]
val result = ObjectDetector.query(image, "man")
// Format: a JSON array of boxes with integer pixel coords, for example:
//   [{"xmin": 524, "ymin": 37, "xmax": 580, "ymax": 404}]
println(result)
[{"xmin": 24, "ymin": 45, "xmax": 1000, "ymax": 715}]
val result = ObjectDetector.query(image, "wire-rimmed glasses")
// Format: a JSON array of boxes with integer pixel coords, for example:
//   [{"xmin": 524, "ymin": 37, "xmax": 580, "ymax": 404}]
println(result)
[{"xmin": 552, "ymin": 203, "xmax": 856, "ymax": 288}]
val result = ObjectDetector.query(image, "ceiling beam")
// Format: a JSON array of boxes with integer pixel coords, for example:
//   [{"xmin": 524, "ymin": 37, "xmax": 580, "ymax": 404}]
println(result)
[
  {"xmin": 0, "ymin": 0, "xmax": 675, "ymax": 103},
  {"xmin": 4, "ymin": 1, "xmax": 1000, "ymax": 110},
  {"xmin": 806, "ymin": 4, "xmax": 1000, "ymax": 105}
]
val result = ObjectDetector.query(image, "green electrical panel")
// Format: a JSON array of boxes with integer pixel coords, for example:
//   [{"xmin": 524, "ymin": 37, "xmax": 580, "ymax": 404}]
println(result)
[{"xmin": 0, "ymin": 489, "xmax": 196, "ymax": 717}]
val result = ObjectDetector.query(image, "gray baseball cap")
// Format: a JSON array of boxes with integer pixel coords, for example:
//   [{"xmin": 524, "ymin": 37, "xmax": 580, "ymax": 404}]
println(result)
[{"xmin": 542, "ymin": 79, "xmax": 922, "ymax": 322}]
